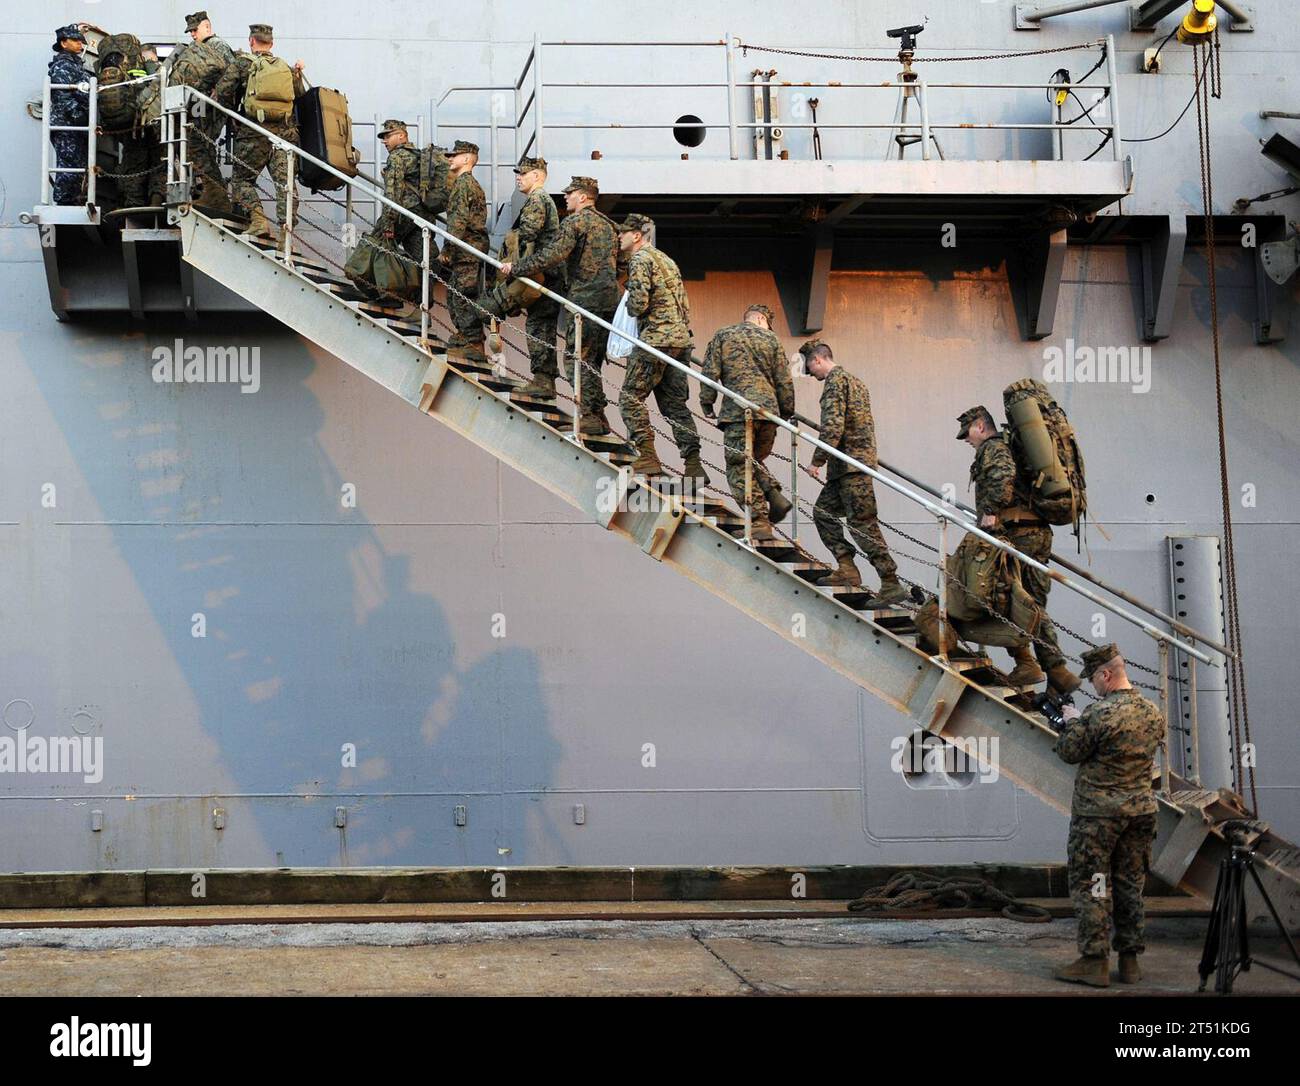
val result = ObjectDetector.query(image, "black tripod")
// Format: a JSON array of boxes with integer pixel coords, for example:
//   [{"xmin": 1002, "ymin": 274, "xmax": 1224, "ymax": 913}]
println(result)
[{"xmin": 1197, "ymin": 821, "xmax": 1300, "ymax": 993}]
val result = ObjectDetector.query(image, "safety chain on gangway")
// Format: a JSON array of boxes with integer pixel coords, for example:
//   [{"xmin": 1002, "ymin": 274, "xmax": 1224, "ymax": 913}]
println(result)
[
  {"xmin": 187, "ymin": 116, "xmax": 1167, "ymax": 708},
  {"xmin": 200, "ymin": 132, "xmax": 1141, "ymax": 705},
  {"xmin": 1192, "ymin": 30, "xmax": 1256, "ymax": 813}
]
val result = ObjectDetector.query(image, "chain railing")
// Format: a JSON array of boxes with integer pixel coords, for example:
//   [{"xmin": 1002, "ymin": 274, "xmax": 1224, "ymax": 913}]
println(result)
[{"xmin": 165, "ymin": 83, "xmax": 1219, "ymax": 690}]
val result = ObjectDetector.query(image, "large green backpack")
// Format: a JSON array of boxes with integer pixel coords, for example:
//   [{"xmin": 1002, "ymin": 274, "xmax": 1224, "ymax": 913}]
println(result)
[
  {"xmin": 243, "ymin": 53, "xmax": 296, "ymax": 123},
  {"xmin": 96, "ymin": 62, "xmax": 140, "ymax": 130},
  {"xmin": 95, "ymin": 34, "xmax": 147, "ymax": 131},
  {"xmin": 1003, "ymin": 378, "xmax": 1087, "ymax": 533},
  {"xmin": 417, "ymin": 145, "xmax": 451, "ymax": 217}
]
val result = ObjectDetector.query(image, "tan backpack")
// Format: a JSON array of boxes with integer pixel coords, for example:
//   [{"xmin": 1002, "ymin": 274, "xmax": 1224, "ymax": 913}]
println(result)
[{"xmin": 243, "ymin": 54, "xmax": 295, "ymax": 123}]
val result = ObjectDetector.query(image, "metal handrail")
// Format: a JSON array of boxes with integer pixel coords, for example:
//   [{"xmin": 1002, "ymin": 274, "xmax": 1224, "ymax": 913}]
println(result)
[
  {"xmin": 171, "ymin": 84, "xmax": 1214, "ymax": 667},
  {"xmin": 40, "ymin": 75, "xmax": 98, "ymax": 209},
  {"xmin": 792, "ymin": 411, "xmax": 1236, "ymax": 661},
  {"xmin": 431, "ymin": 31, "xmax": 1122, "ymax": 166}
]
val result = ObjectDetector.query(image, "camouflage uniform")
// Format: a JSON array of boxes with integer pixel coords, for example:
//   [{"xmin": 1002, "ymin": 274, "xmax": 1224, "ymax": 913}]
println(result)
[
  {"xmin": 812, "ymin": 366, "xmax": 898, "ymax": 579},
  {"xmin": 700, "ymin": 320, "xmax": 794, "ymax": 520},
  {"xmin": 442, "ymin": 159, "xmax": 489, "ymax": 358},
  {"xmin": 211, "ymin": 42, "xmax": 303, "ymax": 224},
  {"xmin": 170, "ymin": 35, "xmax": 230, "ymax": 193},
  {"xmin": 47, "ymin": 41, "xmax": 89, "ymax": 206},
  {"xmin": 513, "ymin": 193, "xmax": 617, "ymax": 415},
  {"xmin": 618, "ymin": 241, "xmax": 701, "ymax": 461},
  {"xmin": 480, "ymin": 175, "xmax": 563, "ymax": 382},
  {"xmin": 970, "ymin": 428, "xmax": 1068, "ymax": 672},
  {"xmin": 375, "ymin": 138, "xmax": 423, "ymax": 260},
  {"xmin": 1055, "ymin": 656, "xmax": 1163, "ymax": 959}
]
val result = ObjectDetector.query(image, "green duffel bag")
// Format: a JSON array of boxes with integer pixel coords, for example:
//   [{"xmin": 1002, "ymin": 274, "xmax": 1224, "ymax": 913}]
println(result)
[
  {"xmin": 372, "ymin": 245, "xmax": 420, "ymax": 299},
  {"xmin": 344, "ymin": 236, "xmax": 420, "ymax": 301}
]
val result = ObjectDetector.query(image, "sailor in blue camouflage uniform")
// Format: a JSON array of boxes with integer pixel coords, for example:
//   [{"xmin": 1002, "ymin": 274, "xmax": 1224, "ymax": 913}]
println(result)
[
  {"xmin": 1052, "ymin": 643, "xmax": 1165, "ymax": 988},
  {"xmin": 47, "ymin": 25, "xmax": 90, "ymax": 206}
]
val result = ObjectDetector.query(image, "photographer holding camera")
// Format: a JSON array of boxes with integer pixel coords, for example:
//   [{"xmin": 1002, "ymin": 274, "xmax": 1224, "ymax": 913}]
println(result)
[{"xmin": 1050, "ymin": 643, "xmax": 1165, "ymax": 988}]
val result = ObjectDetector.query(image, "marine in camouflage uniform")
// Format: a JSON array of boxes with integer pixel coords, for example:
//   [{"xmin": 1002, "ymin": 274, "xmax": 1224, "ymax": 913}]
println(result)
[
  {"xmin": 510, "ymin": 176, "xmax": 617, "ymax": 424},
  {"xmin": 478, "ymin": 157, "xmax": 565, "ymax": 405},
  {"xmin": 439, "ymin": 140, "xmax": 489, "ymax": 362},
  {"xmin": 175, "ymin": 11, "xmax": 236, "ymax": 214},
  {"xmin": 47, "ymin": 26, "xmax": 90, "ymax": 206},
  {"xmin": 211, "ymin": 24, "xmax": 304, "ymax": 238},
  {"xmin": 699, "ymin": 304, "xmax": 794, "ymax": 535},
  {"xmin": 1052, "ymin": 644, "xmax": 1164, "ymax": 987},
  {"xmin": 93, "ymin": 34, "xmax": 153, "ymax": 209},
  {"xmin": 958, "ymin": 404, "xmax": 1079, "ymax": 692},
  {"xmin": 803, "ymin": 341, "xmax": 905, "ymax": 602},
  {"xmin": 616, "ymin": 214, "xmax": 705, "ymax": 481},
  {"xmin": 372, "ymin": 119, "xmax": 423, "ymax": 260}
]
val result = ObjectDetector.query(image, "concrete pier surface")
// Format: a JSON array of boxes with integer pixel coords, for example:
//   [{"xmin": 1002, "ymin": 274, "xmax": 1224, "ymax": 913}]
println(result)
[{"xmin": 0, "ymin": 910, "xmax": 1294, "ymax": 996}]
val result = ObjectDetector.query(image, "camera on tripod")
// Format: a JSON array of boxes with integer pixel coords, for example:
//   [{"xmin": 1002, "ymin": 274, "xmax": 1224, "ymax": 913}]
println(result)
[{"xmin": 886, "ymin": 24, "xmax": 926, "ymax": 53}]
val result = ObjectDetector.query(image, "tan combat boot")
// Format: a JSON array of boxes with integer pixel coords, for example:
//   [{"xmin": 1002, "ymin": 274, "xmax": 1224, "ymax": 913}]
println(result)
[
  {"xmin": 241, "ymin": 206, "xmax": 277, "ymax": 241},
  {"xmin": 631, "ymin": 447, "xmax": 664, "ymax": 477},
  {"xmin": 1047, "ymin": 664, "xmax": 1082, "ymax": 695},
  {"xmin": 193, "ymin": 177, "xmax": 234, "ymax": 218},
  {"xmin": 683, "ymin": 453, "xmax": 710, "ymax": 486},
  {"xmin": 1054, "ymin": 955, "xmax": 1110, "ymax": 988},
  {"xmin": 749, "ymin": 516, "xmax": 776, "ymax": 542},
  {"xmin": 820, "ymin": 556, "xmax": 863, "ymax": 587},
  {"xmin": 515, "ymin": 374, "xmax": 557, "ymax": 399},
  {"xmin": 579, "ymin": 411, "xmax": 611, "ymax": 436},
  {"xmin": 1117, "ymin": 952, "xmax": 1141, "ymax": 984},
  {"xmin": 864, "ymin": 575, "xmax": 909, "ymax": 608},
  {"xmin": 1007, "ymin": 645, "xmax": 1046, "ymax": 687},
  {"xmin": 767, "ymin": 491, "xmax": 793, "ymax": 524}
]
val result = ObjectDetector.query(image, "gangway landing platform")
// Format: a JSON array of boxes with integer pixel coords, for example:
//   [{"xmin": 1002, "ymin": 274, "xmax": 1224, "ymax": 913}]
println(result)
[{"xmin": 561, "ymin": 158, "xmax": 1131, "ymax": 240}]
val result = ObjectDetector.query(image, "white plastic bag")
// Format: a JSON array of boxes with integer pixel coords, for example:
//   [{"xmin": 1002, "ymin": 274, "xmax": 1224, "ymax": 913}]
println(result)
[{"xmin": 606, "ymin": 292, "xmax": 638, "ymax": 359}]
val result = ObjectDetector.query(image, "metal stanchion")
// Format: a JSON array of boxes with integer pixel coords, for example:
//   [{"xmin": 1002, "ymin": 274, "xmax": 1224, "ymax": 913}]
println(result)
[
  {"xmin": 743, "ymin": 409, "xmax": 754, "ymax": 545},
  {"xmin": 1158, "ymin": 638, "xmax": 1171, "ymax": 794},
  {"xmin": 572, "ymin": 315, "xmax": 583, "ymax": 441},
  {"xmin": 283, "ymin": 154, "xmax": 295, "ymax": 266},
  {"xmin": 936, "ymin": 515, "xmax": 949, "ymax": 661},
  {"xmin": 789, "ymin": 423, "xmax": 799, "ymax": 543},
  {"xmin": 1189, "ymin": 655, "xmax": 1200, "ymax": 785},
  {"xmin": 421, "ymin": 227, "xmax": 431, "ymax": 350}
]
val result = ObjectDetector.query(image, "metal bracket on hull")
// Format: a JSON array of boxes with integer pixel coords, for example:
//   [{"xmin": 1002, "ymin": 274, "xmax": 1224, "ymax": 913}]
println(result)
[
  {"xmin": 1017, "ymin": 228, "xmax": 1068, "ymax": 340},
  {"xmin": 805, "ymin": 225, "xmax": 834, "ymax": 334},
  {"xmin": 1255, "ymin": 226, "xmax": 1291, "ymax": 344},
  {"xmin": 1141, "ymin": 215, "xmax": 1187, "ymax": 341}
]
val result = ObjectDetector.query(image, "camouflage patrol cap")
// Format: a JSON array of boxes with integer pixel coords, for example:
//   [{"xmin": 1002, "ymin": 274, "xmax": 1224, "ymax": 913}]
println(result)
[
  {"xmin": 744, "ymin": 303, "xmax": 775, "ymax": 325},
  {"xmin": 563, "ymin": 175, "xmax": 599, "ymax": 196},
  {"xmin": 54, "ymin": 24, "xmax": 86, "ymax": 44},
  {"xmin": 1080, "ymin": 643, "xmax": 1122, "ymax": 680},
  {"xmin": 514, "ymin": 156, "xmax": 547, "ymax": 174},
  {"xmin": 185, "ymin": 11, "xmax": 210, "ymax": 31},
  {"xmin": 378, "ymin": 119, "xmax": 409, "ymax": 137},
  {"xmin": 956, "ymin": 405, "xmax": 994, "ymax": 439},
  {"xmin": 248, "ymin": 24, "xmax": 274, "ymax": 38},
  {"xmin": 617, "ymin": 212, "xmax": 654, "ymax": 235},
  {"xmin": 446, "ymin": 140, "xmax": 479, "ymax": 156}
]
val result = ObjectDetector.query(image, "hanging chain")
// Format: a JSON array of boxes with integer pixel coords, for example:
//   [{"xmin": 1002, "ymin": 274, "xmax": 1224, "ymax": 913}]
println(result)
[{"xmin": 1192, "ymin": 33, "xmax": 1254, "ymax": 812}]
